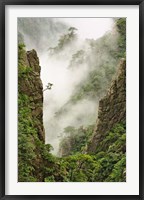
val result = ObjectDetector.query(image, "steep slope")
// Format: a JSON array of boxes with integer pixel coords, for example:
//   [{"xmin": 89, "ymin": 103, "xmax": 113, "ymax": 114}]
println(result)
[
  {"xmin": 87, "ymin": 58, "xmax": 126, "ymax": 153},
  {"xmin": 18, "ymin": 44, "xmax": 53, "ymax": 182},
  {"xmin": 19, "ymin": 48, "xmax": 45, "ymax": 141},
  {"xmin": 56, "ymin": 59, "xmax": 126, "ymax": 182}
]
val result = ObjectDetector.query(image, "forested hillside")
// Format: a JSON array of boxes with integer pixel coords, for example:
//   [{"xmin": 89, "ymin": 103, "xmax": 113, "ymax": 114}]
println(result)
[{"xmin": 18, "ymin": 18, "xmax": 126, "ymax": 182}]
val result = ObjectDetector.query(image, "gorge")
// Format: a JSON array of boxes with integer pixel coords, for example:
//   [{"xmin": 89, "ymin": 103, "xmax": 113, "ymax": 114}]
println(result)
[{"xmin": 18, "ymin": 18, "xmax": 126, "ymax": 182}]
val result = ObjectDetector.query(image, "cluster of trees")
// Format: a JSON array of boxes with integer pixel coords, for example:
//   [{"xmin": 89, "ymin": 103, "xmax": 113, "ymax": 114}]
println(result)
[
  {"xmin": 43, "ymin": 123, "xmax": 126, "ymax": 182},
  {"xmin": 68, "ymin": 50, "xmax": 86, "ymax": 68},
  {"xmin": 48, "ymin": 27, "xmax": 78, "ymax": 55},
  {"xmin": 59, "ymin": 125, "xmax": 94, "ymax": 156},
  {"xmin": 70, "ymin": 64, "xmax": 116, "ymax": 103},
  {"xmin": 116, "ymin": 18, "xmax": 126, "ymax": 58}
]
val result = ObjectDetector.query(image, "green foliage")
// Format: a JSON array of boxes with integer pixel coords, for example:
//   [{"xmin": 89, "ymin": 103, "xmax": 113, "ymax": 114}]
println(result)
[
  {"xmin": 18, "ymin": 44, "xmax": 54, "ymax": 182},
  {"xmin": 106, "ymin": 155, "xmax": 126, "ymax": 182},
  {"xmin": 18, "ymin": 92, "xmax": 38, "ymax": 181},
  {"xmin": 18, "ymin": 32, "xmax": 25, "ymax": 44},
  {"xmin": 96, "ymin": 122, "xmax": 126, "ymax": 153},
  {"xmin": 60, "ymin": 154, "xmax": 101, "ymax": 182},
  {"xmin": 68, "ymin": 50, "xmax": 85, "ymax": 68},
  {"xmin": 18, "ymin": 44, "xmax": 33, "ymax": 78},
  {"xmin": 18, "ymin": 95, "xmax": 53, "ymax": 182},
  {"xmin": 43, "ymin": 154, "xmax": 100, "ymax": 182},
  {"xmin": 116, "ymin": 18, "xmax": 126, "ymax": 58},
  {"xmin": 48, "ymin": 27, "xmax": 77, "ymax": 55},
  {"xmin": 18, "ymin": 43, "xmax": 26, "ymax": 58},
  {"xmin": 18, "ymin": 64, "xmax": 33, "ymax": 78},
  {"xmin": 93, "ymin": 122, "xmax": 126, "ymax": 181},
  {"xmin": 56, "ymin": 122, "xmax": 126, "ymax": 182},
  {"xmin": 59, "ymin": 125, "xmax": 94, "ymax": 156},
  {"xmin": 70, "ymin": 64, "xmax": 115, "ymax": 103}
]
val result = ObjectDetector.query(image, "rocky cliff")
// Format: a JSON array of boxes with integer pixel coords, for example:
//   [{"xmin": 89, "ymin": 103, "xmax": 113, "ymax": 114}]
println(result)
[
  {"xmin": 19, "ymin": 48, "xmax": 45, "ymax": 141},
  {"xmin": 18, "ymin": 45, "xmax": 46, "ymax": 181},
  {"xmin": 87, "ymin": 59, "xmax": 126, "ymax": 153}
]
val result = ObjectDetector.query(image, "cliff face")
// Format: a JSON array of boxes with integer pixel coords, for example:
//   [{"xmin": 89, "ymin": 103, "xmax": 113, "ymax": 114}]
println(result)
[
  {"xmin": 19, "ymin": 49, "xmax": 45, "ymax": 141},
  {"xmin": 18, "ymin": 45, "xmax": 45, "ymax": 181},
  {"xmin": 88, "ymin": 59, "xmax": 126, "ymax": 153}
]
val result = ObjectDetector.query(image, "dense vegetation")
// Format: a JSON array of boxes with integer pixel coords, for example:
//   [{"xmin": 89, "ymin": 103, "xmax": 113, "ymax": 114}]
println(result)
[
  {"xmin": 116, "ymin": 18, "xmax": 126, "ymax": 58},
  {"xmin": 18, "ymin": 18, "xmax": 126, "ymax": 182},
  {"xmin": 59, "ymin": 125, "xmax": 95, "ymax": 156},
  {"xmin": 43, "ymin": 123, "xmax": 126, "ymax": 182}
]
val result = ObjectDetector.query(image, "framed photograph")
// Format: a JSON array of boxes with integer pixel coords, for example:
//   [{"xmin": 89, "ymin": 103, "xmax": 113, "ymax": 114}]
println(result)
[{"xmin": 0, "ymin": 0, "xmax": 143, "ymax": 199}]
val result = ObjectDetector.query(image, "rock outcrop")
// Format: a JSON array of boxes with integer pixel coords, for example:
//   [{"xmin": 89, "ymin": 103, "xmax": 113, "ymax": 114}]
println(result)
[
  {"xmin": 87, "ymin": 59, "xmax": 126, "ymax": 153},
  {"xmin": 18, "ymin": 46, "xmax": 46, "ymax": 181},
  {"xmin": 19, "ymin": 49, "xmax": 45, "ymax": 141}
]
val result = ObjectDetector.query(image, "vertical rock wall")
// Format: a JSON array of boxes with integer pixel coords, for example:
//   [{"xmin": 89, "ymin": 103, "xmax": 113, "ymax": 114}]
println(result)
[
  {"xmin": 18, "ymin": 47, "xmax": 45, "ymax": 181},
  {"xmin": 87, "ymin": 59, "xmax": 126, "ymax": 153},
  {"xmin": 19, "ymin": 49, "xmax": 45, "ymax": 141}
]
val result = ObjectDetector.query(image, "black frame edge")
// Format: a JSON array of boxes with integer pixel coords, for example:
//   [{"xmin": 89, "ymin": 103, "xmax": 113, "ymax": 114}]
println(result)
[
  {"xmin": 0, "ymin": 0, "xmax": 143, "ymax": 5},
  {"xmin": 0, "ymin": 195, "xmax": 142, "ymax": 200},
  {"xmin": 0, "ymin": 0, "xmax": 5, "ymax": 200},
  {"xmin": 139, "ymin": 1, "xmax": 144, "ymax": 200}
]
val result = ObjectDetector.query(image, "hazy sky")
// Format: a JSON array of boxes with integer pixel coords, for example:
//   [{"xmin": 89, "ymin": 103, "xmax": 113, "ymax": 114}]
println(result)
[{"xmin": 59, "ymin": 18, "xmax": 113, "ymax": 40}]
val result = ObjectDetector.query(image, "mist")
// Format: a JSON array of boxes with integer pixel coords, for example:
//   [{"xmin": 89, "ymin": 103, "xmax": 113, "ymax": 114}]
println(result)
[
  {"xmin": 18, "ymin": 18, "xmax": 119, "ymax": 155},
  {"xmin": 60, "ymin": 18, "xmax": 113, "ymax": 40}
]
